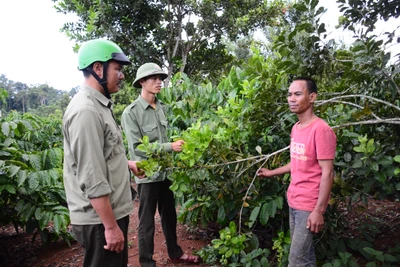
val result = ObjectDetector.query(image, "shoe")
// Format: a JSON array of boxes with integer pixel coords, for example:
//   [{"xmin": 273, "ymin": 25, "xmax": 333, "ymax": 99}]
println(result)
[{"xmin": 169, "ymin": 254, "xmax": 201, "ymax": 264}]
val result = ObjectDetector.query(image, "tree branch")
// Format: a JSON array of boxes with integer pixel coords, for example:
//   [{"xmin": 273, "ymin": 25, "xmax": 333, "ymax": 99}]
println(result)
[{"xmin": 317, "ymin": 94, "xmax": 400, "ymax": 112}]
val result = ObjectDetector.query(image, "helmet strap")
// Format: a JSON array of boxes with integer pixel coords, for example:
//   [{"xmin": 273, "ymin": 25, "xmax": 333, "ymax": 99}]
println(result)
[{"xmin": 85, "ymin": 62, "xmax": 111, "ymax": 99}]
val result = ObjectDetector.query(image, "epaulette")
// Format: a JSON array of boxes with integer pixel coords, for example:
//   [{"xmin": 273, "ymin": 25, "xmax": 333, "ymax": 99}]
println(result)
[{"xmin": 128, "ymin": 99, "xmax": 139, "ymax": 109}]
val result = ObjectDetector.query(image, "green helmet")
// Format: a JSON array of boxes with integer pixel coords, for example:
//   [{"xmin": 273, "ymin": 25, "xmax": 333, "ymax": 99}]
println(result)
[
  {"xmin": 78, "ymin": 39, "xmax": 131, "ymax": 70},
  {"xmin": 133, "ymin": 63, "xmax": 168, "ymax": 88}
]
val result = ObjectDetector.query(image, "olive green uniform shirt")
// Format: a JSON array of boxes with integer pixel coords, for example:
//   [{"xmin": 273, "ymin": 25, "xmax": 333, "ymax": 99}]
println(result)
[
  {"xmin": 121, "ymin": 95, "xmax": 172, "ymax": 184},
  {"xmin": 63, "ymin": 84, "xmax": 133, "ymax": 224}
]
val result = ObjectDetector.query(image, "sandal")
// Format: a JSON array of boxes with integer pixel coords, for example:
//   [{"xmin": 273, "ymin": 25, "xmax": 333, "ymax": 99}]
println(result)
[{"xmin": 169, "ymin": 254, "xmax": 201, "ymax": 264}]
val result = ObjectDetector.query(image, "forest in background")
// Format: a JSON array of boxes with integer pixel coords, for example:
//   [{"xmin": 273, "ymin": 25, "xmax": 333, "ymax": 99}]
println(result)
[
  {"xmin": 0, "ymin": 75, "xmax": 77, "ymax": 118},
  {"xmin": 1, "ymin": 0, "xmax": 400, "ymax": 266}
]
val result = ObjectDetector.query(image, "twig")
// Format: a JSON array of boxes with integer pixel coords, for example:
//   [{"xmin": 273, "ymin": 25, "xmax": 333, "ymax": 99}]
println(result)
[
  {"xmin": 325, "ymin": 100, "xmax": 381, "ymax": 120},
  {"xmin": 238, "ymin": 146, "xmax": 290, "ymax": 233},
  {"xmin": 317, "ymin": 94, "xmax": 400, "ymax": 112}
]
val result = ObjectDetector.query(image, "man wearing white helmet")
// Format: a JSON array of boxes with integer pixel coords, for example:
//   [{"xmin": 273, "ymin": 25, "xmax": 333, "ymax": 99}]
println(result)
[{"xmin": 121, "ymin": 63, "xmax": 201, "ymax": 266}]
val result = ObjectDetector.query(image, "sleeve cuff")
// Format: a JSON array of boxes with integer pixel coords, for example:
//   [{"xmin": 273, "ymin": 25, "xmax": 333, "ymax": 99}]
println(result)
[
  {"xmin": 163, "ymin": 143, "xmax": 173, "ymax": 153},
  {"xmin": 85, "ymin": 180, "xmax": 112, "ymax": 199}
]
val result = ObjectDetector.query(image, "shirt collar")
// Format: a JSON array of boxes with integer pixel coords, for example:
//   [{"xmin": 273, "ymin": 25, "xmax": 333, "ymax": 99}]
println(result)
[
  {"xmin": 138, "ymin": 95, "xmax": 160, "ymax": 110},
  {"xmin": 80, "ymin": 84, "xmax": 112, "ymax": 108}
]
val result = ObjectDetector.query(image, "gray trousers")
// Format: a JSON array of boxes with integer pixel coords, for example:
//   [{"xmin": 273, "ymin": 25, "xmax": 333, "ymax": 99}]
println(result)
[
  {"xmin": 72, "ymin": 215, "xmax": 129, "ymax": 267},
  {"xmin": 288, "ymin": 207, "xmax": 316, "ymax": 267},
  {"xmin": 137, "ymin": 180, "xmax": 184, "ymax": 267}
]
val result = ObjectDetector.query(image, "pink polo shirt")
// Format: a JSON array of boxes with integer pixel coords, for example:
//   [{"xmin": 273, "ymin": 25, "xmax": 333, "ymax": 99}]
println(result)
[{"xmin": 287, "ymin": 118, "xmax": 336, "ymax": 212}]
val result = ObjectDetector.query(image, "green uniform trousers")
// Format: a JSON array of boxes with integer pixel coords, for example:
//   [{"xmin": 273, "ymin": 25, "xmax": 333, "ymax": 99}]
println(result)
[
  {"xmin": 137, "ymin": 180, "xmax": 184, "ymax": 267},
  {"xmin": 72, "ymin": 215, "xmax": 129, "ymax": 267}
]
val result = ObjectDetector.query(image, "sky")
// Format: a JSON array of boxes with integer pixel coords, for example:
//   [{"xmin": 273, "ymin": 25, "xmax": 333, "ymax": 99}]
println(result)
[
  {"xmin": 0, "ymin": 0, "xmax": 82, "ymax": 91},
  {"xmin": 0, "ymin": 1, "xmax": 398, "ymax": 92}
]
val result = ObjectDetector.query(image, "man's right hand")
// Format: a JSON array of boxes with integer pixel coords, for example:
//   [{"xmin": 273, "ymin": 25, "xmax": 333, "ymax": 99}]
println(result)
[
  {"xmin": 104, "ymin": 226, "xmax": 125, "ymax": 253},
  {"xmin": 257, "ymin": 168, "xmax": 273, "ymax": 178},
  {"xmin": 172, "ymin": 139, "xmax": 185, "ymax": 152},
  {"xmin": 128, "ymin": 160, "xmax": 145, "ymax": 178}
]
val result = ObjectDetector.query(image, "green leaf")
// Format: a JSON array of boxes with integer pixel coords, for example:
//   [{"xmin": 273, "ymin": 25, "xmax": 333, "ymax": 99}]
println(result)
[
  {"xmin": 217, "ymin": 206, "xmax": 226, "ymax": 224},
  {"xmin": 310, "ymin": 0, "xmax": 318, "ymax": 9},
  {"xmin": 20, "ymin": 203, "xmax": 36, "ymax": 222},
  {"xmin": 344, "ymin": 152, "xmax": 352, "ymax": 162},
  {"xmin": 363, "ymin": 247, "xmax": 377, "ymax": 256},
  {"xmin": 212, "ymin": 240, "xmax": 223, "ymax": 248},
  {"xmin": 296, "ymin": 22, "xmax": 313, "ymax": 32},
  {"xmin": 26, "ymin": 154, "xmax": 42, "ymax": 171},
  {"xmin": 294, "ymin": 3, "xmax": 308, "ymax": 12},
  {"xmin": 54, "ymin": 214, "xmax": 61, "ymax": 233},
  {"xmin": 318, "ymin": 23, "xmax": 326, "ymax": 35},
  {"xmin": 229, "ymin": 221, "xmax": 237, "ymax": 234},
  {"xmin": 265, "ymin": 201, "xmax": 277, "ymax": 218},
  {"xmin": 170, "ymin": 181, "xmax": 179, "ymax": 191},
  {"xmin": 352, "ymin": 160, "xmax": 363, "ymax": 168},
  {"xmin": 52, "ymin": 205, "xmax": 69, "ymax": 214},
  {"xmin": 370, "ymin": 162, "xmax": 379, "ymax": 172},
  {"xmin": 396, "ymin": 182, "xmax": 400, "ymax": 190},
  {"xmin": 366, "ymin": 139, "xmax": 375, "ymax": 153},
  {"xmin": 353, "ymin": 146, "xmax": 364, "ymax": 153},
  {"xmin": 260, "ymin": 202, "xmax": 270, "ymax": 225},
  {"xmin": 377, "ymin": 156, "xmax": 393, "ymax": 166},
  {"xmin": 231, "ymin": 236, "xmax": 239, "ymax": 244},
  {"xmin": 3, "ymin": 137, "xmax": 13, "ymax": 147},
  {"xmin": 351, "ymin": 192, "xmax": 361, "ymax": 202},
  {"xmin": 383, "ymin": 253, "xmax": 398, "ymax": 262},
  {"xmin": 35, "ymin": 207, "xmax": 43, "ymax": 220},
  {"xmin": 8, "ymin": 165, "xmax": 20, "ymax": 177},
  {"xmin": 39, "ymin": 211, "xmax": 52, "ymax": 230},
  {"xmin": 288, "ymin": 31, "xmax": 297, "ymax": 42},
  {"xmin": 225, "ymin": 248, "xmax": 233, "ymax": 258},
  {"xmin": 249, "ymin": 205, "xmax": 261, "ymax": 228},
  {"xmin": 28, "ymin": 173, "xmax": 40, "ymax": 191},
  {"xmin": 0, "ymin": 184, "xmax": 16, "ymax": 194},
  {"xmin": 179, "ymin": 183, "xmax": 188, "ymax": 192},
  {"xmin": 220, "ymin": 246, "xmax": 229, "ymax": 254},
  {"xmin": 275, "ymin": 196, "xmax": 283, "ymax": 209},
  {"xmin": 251, "ymin": 259, "xmax": 261, "ymax": 267},
  {"xmin": 2, "ymin": 122, "xmax": 10, "ymax": 136},
  {"xmin": 260, "ymin": 256, "xmax": 269, "ymax": 267}
]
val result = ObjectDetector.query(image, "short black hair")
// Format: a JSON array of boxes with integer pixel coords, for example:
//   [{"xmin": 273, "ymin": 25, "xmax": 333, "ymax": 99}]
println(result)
[
  {"xmin": 293, "ymin": 76, "xmax": 317, "ymax": 94},
  {"xmin": 82, "ymin": 63, "xmax": 96, "ymax": 78}
]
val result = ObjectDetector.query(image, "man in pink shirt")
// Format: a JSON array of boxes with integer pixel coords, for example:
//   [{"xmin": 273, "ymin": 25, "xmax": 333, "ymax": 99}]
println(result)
[{"xmin": 257, "ymin": 77, "xmax": 336, "ymax": 266}]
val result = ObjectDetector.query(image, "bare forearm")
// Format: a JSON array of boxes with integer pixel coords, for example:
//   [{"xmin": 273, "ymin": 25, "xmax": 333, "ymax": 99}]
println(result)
[
  {"xmin": 271, "ymin": 163, "xmax": 291, "ymax": 176},
  {"xmin": 257, "ymin": 163, "xmax": 290, "ymax": 178},
  {"xmin": 314, "ymin": 169, "xmax": 334, "ymax": 213},
  {"xmin": 90, "ymin": 195, "xmax": 118, "ymax": 229},
  {"xmin": 90, "ymin": 195, "xmax": 125, "ymax": 252}
]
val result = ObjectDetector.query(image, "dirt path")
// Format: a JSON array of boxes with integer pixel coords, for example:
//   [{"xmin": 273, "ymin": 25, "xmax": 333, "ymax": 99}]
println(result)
[
  {"xmin": 2, "ymin": 198, "xmax": 399, "ymax": 266},
  {"xmin": 1, "ymin": 199, "xmax": 209, "ymax": 267}
]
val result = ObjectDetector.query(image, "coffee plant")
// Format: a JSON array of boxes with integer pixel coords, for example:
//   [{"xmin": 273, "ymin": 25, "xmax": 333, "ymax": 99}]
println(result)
[{"xmin": 0, "ymin": 111, "xmax": 71, "ymax": 245}]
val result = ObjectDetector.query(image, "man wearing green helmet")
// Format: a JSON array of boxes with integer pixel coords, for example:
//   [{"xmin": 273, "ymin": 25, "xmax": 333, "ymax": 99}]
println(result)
[
  {"xmin": 77, "ymin": 38, "xmax": 132, "ymax": 99},
  {"xmin": 121, "ymin": 63, "xmax": 201, "ymax": 266},
  {"xmin": 63, "ymin": 39, "xmax": 142, "ymax": 267}
]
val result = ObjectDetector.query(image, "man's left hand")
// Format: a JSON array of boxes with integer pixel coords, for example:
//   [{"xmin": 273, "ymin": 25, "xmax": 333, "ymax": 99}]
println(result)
[
  {"xmin": 307, "ymin": 210, "xmax": 324, "ymax": 233},
  {"xmin": 172, "ymin": 139, "xmax": 185, "ymax": 152}
]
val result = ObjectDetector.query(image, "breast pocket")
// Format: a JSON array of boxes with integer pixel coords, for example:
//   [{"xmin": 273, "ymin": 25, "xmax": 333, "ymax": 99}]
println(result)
[
  {"xmin": 142, "ymin": 123, "xmax": 159, "ymax": 142},
  {"xmin": 160, "ymin": 120, "xmax": 168, "ymax": 129},
  {"xmin": 106, "ymin": 128, "xmax": 125, "ymax": 160}
]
